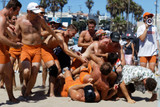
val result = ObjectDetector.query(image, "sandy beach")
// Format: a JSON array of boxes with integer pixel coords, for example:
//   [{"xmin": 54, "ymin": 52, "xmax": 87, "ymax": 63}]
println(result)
[{"xmin": 0, "ymin": 73, "xmax": 159, "ymax": 107}]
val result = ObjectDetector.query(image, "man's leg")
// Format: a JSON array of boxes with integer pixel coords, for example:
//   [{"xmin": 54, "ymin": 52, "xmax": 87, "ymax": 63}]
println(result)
[
  {"xmin": 24, "ymin": 62, "xmax": 40, "ymax": 97},
  {"xmin": 120, "ymin": 81, "xmax": 135, "ymax": 103},
  {"xmin": 21, "ymin": 61, "xmax": 31, "ymax": 96},
  {"xmin": 139, "ymin": 57, "xmax": 147, "ymax": 68},
  {"xmin": 10, "ymin": 57, "xmax": 16, "ymax": 89},
  {"xmin": 2, "ymin": 62, "xmax": 19, "ymax": 102},
  {"xmin": 148, "ymin": 56, "xmax": 157, "ymax": 73},
  {"xmin": 41, "ymin": 60, "xmax": 48, "ymax": 87}
]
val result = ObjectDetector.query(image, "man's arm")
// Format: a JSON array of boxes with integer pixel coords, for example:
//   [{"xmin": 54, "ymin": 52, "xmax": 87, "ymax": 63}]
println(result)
[
  {"xmin": 120, "ymin": 81, "xmax": 136, "ymax": 103},
  {"xmin": 57, "ymin": 33, "xmax": 87, "ymax": 63},
  {"xmin": 138, "ymin": 24, "xmax": 149, "ymax": 42},
  {"xmin": 69, "ymin": 83, "xmax": 92, "ymax": 102},
  {"xmin": 90, "ymin": 54, "xmax": 103, "ymax": 66},
  {"xmin": 40, "ymin": 17, "xmax": 57, "ymax": 39},
  {"xmin": 0, "ymin": 17, "xmax": 20, "ymax": 48},
  {"xmin": 78, "ymin": 31, "xmax": 92, "ymax": 48}
]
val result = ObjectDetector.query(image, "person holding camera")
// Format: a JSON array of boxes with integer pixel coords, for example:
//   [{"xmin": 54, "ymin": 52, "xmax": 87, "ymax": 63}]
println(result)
[{"xmin": 137, "ymin": 12, "xmax": 159, "ymax": 73}]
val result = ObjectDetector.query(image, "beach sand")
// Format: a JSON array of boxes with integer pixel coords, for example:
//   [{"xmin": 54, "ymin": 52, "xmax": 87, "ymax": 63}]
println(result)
[{"xmin": 0, "ymin": 73, "xmax": 158, "ymax": 107}]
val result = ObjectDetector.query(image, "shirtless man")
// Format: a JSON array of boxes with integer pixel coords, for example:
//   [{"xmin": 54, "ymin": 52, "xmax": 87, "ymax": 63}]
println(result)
[
  {"xmin": 61, "ymin": 68, "xmax": 100, "ymax": 102},
  {"xmin": 0, "ymin": 0, "xmax": 22, "ymax": 102},
  {"xmin": 7, "ymin": 15, "xmax": 22, "ymax": 89},
  {"xmin": 15, "ymin": 2, "xmax": 57, "ymax": 97},
  {"xmin": 71, "ymin": 32, "xmax": 122, "ymax": 71},
  {"xmin": 80, "ymin": 61, "xmax": 116, "ymax": 100},
  {"xmin": 78, "ymin": 19, "xmax": 96, "ymax": 53},
  {"xmin": 41, "ymin": 24, "xmax": 87, "ymax": 96}
]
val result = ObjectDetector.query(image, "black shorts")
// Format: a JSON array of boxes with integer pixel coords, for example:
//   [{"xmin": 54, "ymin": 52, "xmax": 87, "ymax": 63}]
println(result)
[{"xmin": 54, "ymin": 47, "xmax": 71, "ymax": 69}]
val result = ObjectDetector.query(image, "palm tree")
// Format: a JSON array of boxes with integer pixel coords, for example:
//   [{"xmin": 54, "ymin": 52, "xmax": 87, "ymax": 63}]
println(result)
[
  {"xmin": 111, "ymin": 15, "xmax": 127, "ymax": 34},
  {"xmin": 85, "ymin": 0, "xmax": 94, "ymax": 14},
  {"xmin": 39, "ymin": 0, "xmax": 48, "ymax": 9},
  {"xmin": 57, "ymin": 0, "xmax": 68, "ymax": 21},
  {"xmin": 48, "ymin": 0, "xmax": 60, "ymax": 17}
]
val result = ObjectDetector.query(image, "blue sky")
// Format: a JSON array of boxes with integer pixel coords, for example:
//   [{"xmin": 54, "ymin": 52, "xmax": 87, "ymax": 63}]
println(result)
[{"xmin": 0, "ymin": 0, "xmax": 159, "ymax": 16}]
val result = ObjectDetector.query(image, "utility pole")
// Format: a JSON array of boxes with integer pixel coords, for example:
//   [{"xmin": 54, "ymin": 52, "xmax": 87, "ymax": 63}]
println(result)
[
  {"xmin": 2, "ymin": 0, "xmax": 6, "ymax": 8},
  {"xmin": 68, "ymin": 6, "xmax": 71, "ymax": 13},
  {"xmin": 155, "ymin": 0, "xmax": 158, "ymax": 27},
  {"xmin": 79, "ymin": 5, "xmax": 82, "ymax": 12}
]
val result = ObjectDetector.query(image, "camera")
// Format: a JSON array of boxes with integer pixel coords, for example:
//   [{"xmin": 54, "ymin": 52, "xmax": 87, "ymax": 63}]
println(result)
[{"xmin": 146, "ymin": 18, "xmax": 153, "ymax": 26}]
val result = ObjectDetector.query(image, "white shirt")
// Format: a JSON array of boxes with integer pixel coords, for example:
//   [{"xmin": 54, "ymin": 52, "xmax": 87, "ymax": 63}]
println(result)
[{"xmin": 137, "ymin": 24, "xmax": 159, "ymax": 57}]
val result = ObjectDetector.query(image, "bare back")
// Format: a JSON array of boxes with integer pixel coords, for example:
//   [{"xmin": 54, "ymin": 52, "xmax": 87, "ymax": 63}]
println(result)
[
  {"xmin": 43, "ymin": 30, "xmax": 67, "ymax": 49},
  {"xmin": 16, "ymin": 15, "xmax": 42, "ymax": 45}
]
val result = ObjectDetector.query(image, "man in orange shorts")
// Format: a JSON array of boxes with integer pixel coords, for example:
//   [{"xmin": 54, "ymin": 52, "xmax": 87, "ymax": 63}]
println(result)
[
  {"xmin": 61, "ymin": 68, "xmax": 100, "ymax": 102},
  {"xmin": 7, "ymin": 15, "xmax": 23, "ymax": 89},
  {"xmin": 0, "ymin": 0, "xmax": 22, "ymax": 102},
  {"xmin": 15, "ymin": 2, "xmax": 57, "ymax": 97},
  {"xmin": 137, "ymin": 12, "xmax": 159, "ymax": 72},
  {"xmin": 41, "ymin": 24, "xmax": 87, "ymax": 97}
]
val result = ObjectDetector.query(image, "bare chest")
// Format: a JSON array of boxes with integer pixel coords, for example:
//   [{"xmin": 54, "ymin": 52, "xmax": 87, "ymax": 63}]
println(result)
[
  {"xmin": 20, "ymin": 20, "xmax": 41, "ymax": 34},
  {"xmin": 84, "ymin": 33, "xmax": 92, "ymax": 42}
]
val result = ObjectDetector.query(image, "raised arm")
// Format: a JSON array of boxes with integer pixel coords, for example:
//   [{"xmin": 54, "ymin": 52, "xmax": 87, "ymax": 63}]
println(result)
[
  {"xmin": 40, "ymin": 17, "xmax": 57, "ymax": 39},
  {"xmin": 138, "ymin": 24, "xmax": 149, "ymax": 42},
  {"xmin": 57, "ymin": 33, "xmax": 87, "ymax": 63}
]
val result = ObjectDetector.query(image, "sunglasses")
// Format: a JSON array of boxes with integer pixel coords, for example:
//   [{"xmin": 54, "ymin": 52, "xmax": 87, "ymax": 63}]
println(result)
[{"xmin": 40, "ymin": 12, "xmax": 46, "ymax": 15}]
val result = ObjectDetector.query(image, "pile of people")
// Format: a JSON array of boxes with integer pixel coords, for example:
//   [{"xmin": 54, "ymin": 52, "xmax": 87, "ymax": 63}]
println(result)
[{"xmin": 0, "ymin": 0, "xmax": 159, "ymax": 104}]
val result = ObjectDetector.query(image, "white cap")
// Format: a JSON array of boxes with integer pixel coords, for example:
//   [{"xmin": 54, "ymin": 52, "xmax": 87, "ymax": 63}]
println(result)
[{"xmin": 27, "ymin": 2, "xmax": 42, "ymax": 14}]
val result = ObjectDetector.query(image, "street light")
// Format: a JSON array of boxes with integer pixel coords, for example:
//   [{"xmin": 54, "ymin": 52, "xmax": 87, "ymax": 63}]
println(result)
[
  {"xmin": 154, "ymin": 0, "xmax": 158, "ymax": 27},
  {"xmin": 127, "ymin": 0, "xmax": 130, "ymax": 31}
]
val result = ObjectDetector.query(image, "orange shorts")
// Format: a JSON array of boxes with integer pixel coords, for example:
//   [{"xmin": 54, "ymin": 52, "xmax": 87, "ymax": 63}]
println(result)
[
  {"xmin": 61, "ymin": 76, "xmax": 82, "ymax": 97},
  {"xmin": 41, "ymin": 45, "xmax": 58, "ymax": 63},
  {"xmin": 0, "ymin": 43, "xmax": 10, "ymax": 64},
  {"xmin": 9, "ymin": 47, "xmax": 21, "ymax": 59},
  {"xmin": 20, "ymin": 44, "xmax": 41, "ymax": 63},
  {"xmin": 79, "ymin": 63, "xmax": 92, "ymax": 83},
  {"xmin": 139, "ymin": 55, "xmax": 157, "ymax": 63},
  {"xmin": 70, "ymin": 58, "xmax": 82, "ymax": 71}
]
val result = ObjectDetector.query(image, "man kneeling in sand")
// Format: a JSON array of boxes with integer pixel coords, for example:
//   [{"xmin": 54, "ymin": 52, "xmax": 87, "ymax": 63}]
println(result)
[{"xmin": 119, "ymin": 65, "xmax": 157, "ymax": 103}]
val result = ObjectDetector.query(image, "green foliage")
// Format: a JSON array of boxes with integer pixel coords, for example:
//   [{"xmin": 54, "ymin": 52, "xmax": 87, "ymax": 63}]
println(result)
[
  {"xmin": 39, "ymin": 0, "xmax": 68, "ymax": 17},
  {"xmin": 85, "ymin": 0, "xmax": 94, "ymax": 14},
  {"xmin": 111, "ymin": 15, "xmax": 127, "ymax": 34}
]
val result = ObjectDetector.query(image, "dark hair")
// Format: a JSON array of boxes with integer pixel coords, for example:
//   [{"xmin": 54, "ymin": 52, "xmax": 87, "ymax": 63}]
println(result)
[
  {"xmin": 107, "ymin": 53, "xmax": 119, "ymax": 65},
  {"xmin": 6, "ymin": 0, "xmax": 22, "ymax": 11},
  {"xmin": 146, "ymin": 78, "xmax": 157, "ymax": 91},
  {"xmin": 100, "ymin": 62, "xmax": 112, "ymax": 75},
  {"xmin": 127, "ymin": 83, "xmax": 135, "ymax": 93},
  {"xmin": 87, "ymin": 19, "xmax": 96, "ymax": 26},
  {"xmin": 84, "ymin": 85, "xmax": 96, "ymax": 102},
  {"xmin": 67, "ymin": 24, "xmax": 78, "ymax": 32}
]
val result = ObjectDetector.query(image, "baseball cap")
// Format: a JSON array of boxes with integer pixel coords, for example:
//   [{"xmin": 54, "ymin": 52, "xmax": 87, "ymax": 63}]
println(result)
[
  {"xmin": 27, "ymin": 2, "xmax": 42, "ymax": 14},
  {"xmin": 84, "ymin": 85, "xmax": 96, "ymax": 102},
  {"xmin": 95, "ymin": 29, "xmax": 106, "ymax": 37},
  {"xmin": 143, "ymin": 12, "xmax": 154, "ymax": 18},
  {"xmin": 49, "ymin": 17, "xmax": 61, "ymax": 23},
  {"xmin": 110, "ymin": 32, "xmax": 120, "ymax": 42}
]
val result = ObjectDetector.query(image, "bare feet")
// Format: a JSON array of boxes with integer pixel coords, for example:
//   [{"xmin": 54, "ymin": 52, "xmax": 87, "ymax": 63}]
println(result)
[
  {"xmin": 49, "ymin": 93, "xmax": 55, "ymax": 97},
  {"xmin": 21, "ymin": 86, "xmax": 26, "ymax": 96},
  {"xmin": 0, "ymin": 85, "xmax": 5, "ymax": 89},
  {"xmin": 9, "ymin": 98, "xmax": 19, "ymax": 103},
  {"xmin": 127, "ymin": 99, "xmax": 136, "ymax": 103}
]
